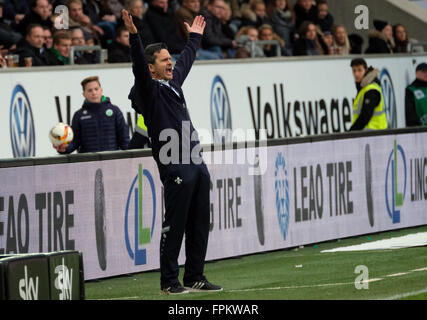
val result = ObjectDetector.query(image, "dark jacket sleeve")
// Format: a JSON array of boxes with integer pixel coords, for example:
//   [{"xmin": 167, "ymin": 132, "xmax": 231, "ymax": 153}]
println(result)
[
  {"xmin": 350, "ymin": 89, "xmax": 381, "ymax": 131},
  {"xmin": 61, "ymin": 112, "xmax": 81, "ymax": 154},
  {"xmin": 114, "ymin": 106, "xmax": 130, "ymax": 150},
  {"xmin": 172, "ymin": 32, "xmax": 201, "ymax": 88},
  {"xmin": 405, "ymin": 88, "xmax": 421, "ymax": 127},
  {"xmin": 128, "ymin": 32, "xmax": 157, "ymax": 120}
]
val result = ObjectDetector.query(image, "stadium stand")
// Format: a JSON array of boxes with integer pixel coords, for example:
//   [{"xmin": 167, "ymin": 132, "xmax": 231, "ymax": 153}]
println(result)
[{"xmin": 1, "ymin": 0, "xmax": 427, "ymax": 66}]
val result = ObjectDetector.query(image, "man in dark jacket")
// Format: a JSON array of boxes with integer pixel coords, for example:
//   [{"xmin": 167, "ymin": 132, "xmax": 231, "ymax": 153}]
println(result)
[
  {"xmin": 123, "ymin": 9, "xmax": 222, "ymax": 295},
  {"xmin": 54, "ymin": 76, "xmax": 129, "ymax": 153},
  {"xmin": 141, "ymin": 0, "xmax": 185, "ymax": 55},
  {"xmin": 107, "ymin": 25, "xmax": 131, "ymax": 62},
  {"xmin": 294, "ymin": 0, "xmax": 317, "ymax": 30},
  {"xmin": 17, "ymin": 0, "xmax": 53, "ymax": 36},
  {"xmin": 200, "ymin": 0, "xmax": 236, "ymax": 56},
  {"xmin": 14, "ymin": 23, "xmax": 50, "ymax": 66},
  {"xmin": 405, "ymin": 63, "xmax": 427, "ymax": 126}
]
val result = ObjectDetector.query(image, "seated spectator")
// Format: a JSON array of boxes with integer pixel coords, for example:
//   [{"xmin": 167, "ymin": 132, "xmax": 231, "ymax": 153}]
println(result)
[
  {"xmin": 0, "ymin": 0, "xmax": 22, "ymax": 49},
  {"xmin": 220, "ymin": 1, "xmax": 236, "ymax": 39},
  {"xmin": 16, "ymin": 0, "xmax": 53, "ymax": 36},
  {"xmin": 107, "ymin": 25, "xmax": 131, "ymax": 62},
  {"xmin": 67, "ymin": 0, "xmax": 103, "ymax": 42},
  {"xmin": 269, "ymin": 0, "xmax": 295, "ymax": 55},
  {"xmin": 200, "ymin": 0, "xmax": 237, "ymax": 58},
  {"xmin": 175, "ymin": 0, "xmax": 200, "ymax": 41},
  {"xmin": 293, "ymin": 20, "xmax": 327, "ymax": 56},
  {"xmin": 405, "ymin": 63, "xmax": 427, "ymax": 126},
  {"xmin": 54, "ymin": 76, "xmax": 129, "ymax": 154},
  {"xmin": 42, "ymin": 25, "xmax": 53, "ymax": 49},
  {"xmin": 293, "ymin": 0, "xmax": 316, "ymax": 30},
  {"xmin": 320, "ymin": 29, "xmax": 333, "ymax": 55},
  {"xmin": 331, "ymin": 24, "xmax": 350, "ymax": 55},
  {"xmin": 348, "ymin": 33, "xmax": 363, "ymax": 54},
  {"xmin": 3, "ymin": 0, "xmax": 29, "ymax": 26},
  {"xmin": 142, "ymin": 0, "xmax": 185, "ymax": 55},
  {"xmin": 0, "ymin": 51, "xmax": 6, "ymax": 67},
  {"xmin": 174, "ymin": 0, "xmax": 222, "ymax": 59},
  {"xmin": 258, "ymin": 23, "xmax": 286, "ymax": 56},
  {"xmin": 234, "ymin": 25, "xmax": 264, "ymax": 58},
  {"xmin": 85, "ymin": 0, "xmax": 118, "ymax": 45},
  {"xmin": 125, "ymin": 0, "xmax": 146, "ymax": 33},
  {"xmin": 71, "ymin": 27, "xmax": 98, "ymax": 64},
  {"xmin": 47, "ymin": 31, "xmax": 72, "ymax": 65},
  {"xmin": 14, "ymin": 24, "xmax": 51, "ymax": 66},
  {"xmin": 365, "ymin": 19, "xmax": 394, "ymax": 54},
  {"xmin": 393, "ymin": 23, "xmax": 424, "ymax": 54},
  {"xmin": 241, "ymin": 0, "xmax": 272, "ymax": 28},
  {"xmin": 103, "ymin": 0, "xmax": 126, "ymax": 20},
  {"xmin": 315, "ymin": 0, "xmax": 333, "ymax": 33}
]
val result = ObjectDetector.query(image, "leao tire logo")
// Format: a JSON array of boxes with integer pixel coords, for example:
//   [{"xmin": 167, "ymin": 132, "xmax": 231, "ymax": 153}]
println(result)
[
  {"xmin": 124, "ymin": 164, "xmax": 156, "ymax": 266},
  {"xmin": 210, "ymin": 75, "xmax": 232, "ymax": 143},
  {"xmin": 379, "ymin": 69, "xmax": 397, "ymax": 129},
  {"xmin": 10, "ymin": 84, "xmax": 36, "ymax": 158},
  {"xmin": 385, "ymin": 140, "xmax": 407, "ymax": 224},
  {"xmin": 274, "ymin": 152, "xmax": 290, "ymax": 240}
]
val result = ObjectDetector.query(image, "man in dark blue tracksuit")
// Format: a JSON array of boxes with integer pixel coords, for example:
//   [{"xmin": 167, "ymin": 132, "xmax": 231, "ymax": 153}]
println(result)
[
  {"xmin": 54, "ymin": 76, "xmax": 129, "ymax": 154},
  {"xmin": 123, "ymin": 10, "xmax": 222, "ymax": 294}
]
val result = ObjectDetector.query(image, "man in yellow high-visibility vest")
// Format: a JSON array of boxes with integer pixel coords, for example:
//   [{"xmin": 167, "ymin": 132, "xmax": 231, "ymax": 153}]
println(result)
[
  {"xmin": 128, "ymin": 114, "xmax": 151, "ymax": 149},
  {"xmin": 350, "ymin": 58, "xmax": 388, "ymax": 131}
]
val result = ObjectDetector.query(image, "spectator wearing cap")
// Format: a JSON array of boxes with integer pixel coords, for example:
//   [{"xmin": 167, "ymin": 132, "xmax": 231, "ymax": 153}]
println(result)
[
  {"xmin": 14, "ymin": 23, "xmax": 51, "ymax": 66},
  {"xmin": 0, "ymin": 0, "xmax": 23, "ymax": 49},
  {"xmin": 269, "ymin": 0, "xmax": 295, "ymax": 55},
  {"xmin": 393, "ymin": 24, "xmax": 424, "ymax": 54},
  {"xmin": 321, "ymin": 29, "xmax": 333, "ymax": 55},
  {"xmin": 17, "ymin": 0, "xmax": 53, "ymax": 36},
  {"xmin": 365, "ymin": 19, "xmax": 395, "ymax": 54},
  {"xmin": 405, "ymin": 63, "xmax": 427, "ymax": 127},
  {"xmin": 293, "ymin": 0, "xmax": 316, "ymax": 31},
  {"xmin": 107, "ymin": 25, "xmax": 131, "ymax": 62},
  {"xmin": 315, "ymin": 0, "xmax": 333, "ymax": 33}
]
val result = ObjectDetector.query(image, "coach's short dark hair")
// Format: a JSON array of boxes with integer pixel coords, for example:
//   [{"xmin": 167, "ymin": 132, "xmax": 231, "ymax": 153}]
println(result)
[
  {"xmin": 145, "ymin": 42, "xmax": 168, "ymax": 64},
  {"xmin": 350, "ymin": 58, "xmax": 368, "ymax": 69}
]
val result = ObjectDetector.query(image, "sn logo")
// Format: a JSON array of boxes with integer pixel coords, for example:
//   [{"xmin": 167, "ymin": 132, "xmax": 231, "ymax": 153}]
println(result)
[
  {"xmin": 19, "ymin": 265, "xmax": 39, "ymax": 300},
  {"xmin": 54, "ymin": 258, "xmax": 73, "ymax": 300}
]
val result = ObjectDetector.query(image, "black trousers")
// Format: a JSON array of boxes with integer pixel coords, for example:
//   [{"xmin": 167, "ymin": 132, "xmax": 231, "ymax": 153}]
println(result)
[{"xmin": 158, "ymin": 162, "xmax": 211, "ymax": 288}]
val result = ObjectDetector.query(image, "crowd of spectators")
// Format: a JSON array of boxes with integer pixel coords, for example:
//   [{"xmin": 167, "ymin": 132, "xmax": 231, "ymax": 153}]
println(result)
[{"xmin": 0, "ymin": 0, "xmax": 424, "ymax": 68}]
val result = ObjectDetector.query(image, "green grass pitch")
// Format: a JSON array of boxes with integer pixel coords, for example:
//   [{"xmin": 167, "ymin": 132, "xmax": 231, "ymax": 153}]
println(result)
[{"xmin": 85, "ymin": 225, "xmax": 427, "ymax": 300}]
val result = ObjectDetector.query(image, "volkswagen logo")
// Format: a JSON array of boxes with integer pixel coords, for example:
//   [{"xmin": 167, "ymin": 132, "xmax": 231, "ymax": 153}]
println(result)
[
  {"xmin": 9, "ymin": 84, "xmax": 35, "ymax": 158},
  {"xmin": 379, "ymin": 69, "xmax": 397, "ymax": 129},
  {"xmin": 210, "ymin": 75, "xmax": 232, "ymax": 144}
]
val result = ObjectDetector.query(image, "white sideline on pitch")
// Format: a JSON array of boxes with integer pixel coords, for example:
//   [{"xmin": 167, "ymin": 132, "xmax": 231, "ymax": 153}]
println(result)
[{"xmin": 321, "ymin": 232, "xmax": 427, "ymax": 253}]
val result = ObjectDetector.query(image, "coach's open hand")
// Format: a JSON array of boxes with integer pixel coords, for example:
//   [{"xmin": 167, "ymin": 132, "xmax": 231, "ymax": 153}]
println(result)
[
  {"xmin": 121, "ymin": 9, "xmax": 137, "ymax": 34},
  {"xmin": 184, "ymin": 15, "xmax": 206, "ymax": 35}
]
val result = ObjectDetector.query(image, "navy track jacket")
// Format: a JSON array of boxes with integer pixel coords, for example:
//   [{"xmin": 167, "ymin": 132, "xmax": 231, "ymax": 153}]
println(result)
[
  {"xmin": 128, "ymin": 32, "xmax": 202, "ymax": 167},
  {"xmin": 63, "ymin": 97, "xmax": 130, "ymax": 153}
]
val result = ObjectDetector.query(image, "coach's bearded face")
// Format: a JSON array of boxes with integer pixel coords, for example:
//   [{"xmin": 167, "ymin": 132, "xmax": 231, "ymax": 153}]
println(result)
[{"xmin": 149, "ymin": 49, "xmax": 173, "ymax": 81}]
